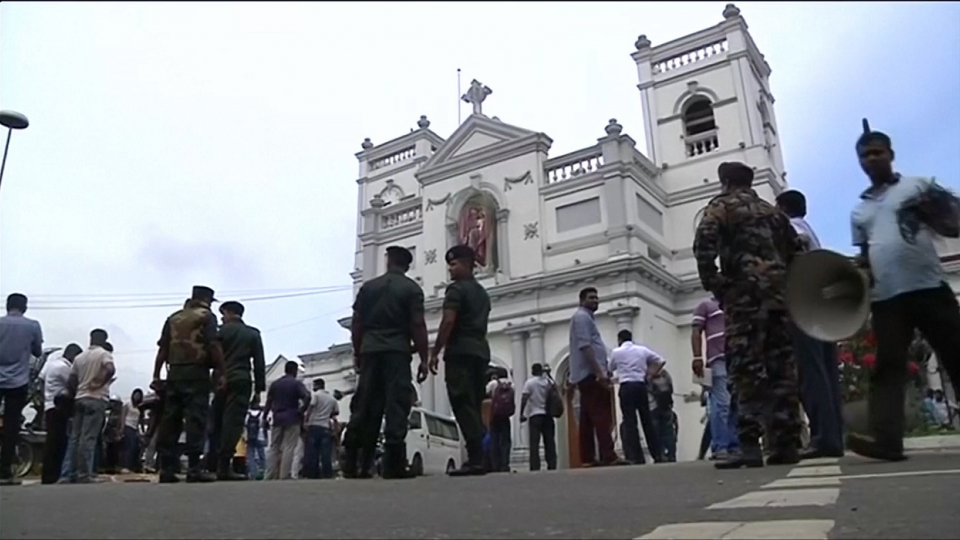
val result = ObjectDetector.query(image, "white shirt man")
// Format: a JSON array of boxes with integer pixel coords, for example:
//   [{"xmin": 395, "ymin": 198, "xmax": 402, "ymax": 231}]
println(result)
[
  {"xmin": 520, "ymin": 364, "xmax": 558, "ymax": 471},
  {"xmin": 608, "ymin": 330, "xmax": 666, "ymax": 464},
  {"xmin": 40, "ymin": 352, "xmax": 74, "ymax": 413}
]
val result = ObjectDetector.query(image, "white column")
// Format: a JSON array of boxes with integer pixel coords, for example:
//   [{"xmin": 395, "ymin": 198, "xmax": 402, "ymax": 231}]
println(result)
[
  {"xmin": 524, "ymin": 326, "xmax": 546, "ymax": 448},
  {"xmin": 509, "ymin": 331, "xmax": 527, "ymax": 446},
  {"xmin": 496, "ymin": 209, "xmax": 511, "ymax": 277}
]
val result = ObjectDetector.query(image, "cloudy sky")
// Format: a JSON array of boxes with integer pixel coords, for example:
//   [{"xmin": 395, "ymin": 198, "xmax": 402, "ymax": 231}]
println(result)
[{"xmin": 2, "ymin": 2, "xmax": 958, "ymax": 398}]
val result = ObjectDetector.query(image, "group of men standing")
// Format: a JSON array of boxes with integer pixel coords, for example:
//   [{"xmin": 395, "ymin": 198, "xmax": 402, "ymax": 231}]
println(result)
[{"xmin": 690, "ymin": 128, "xmax": 960, "ymax": 468}]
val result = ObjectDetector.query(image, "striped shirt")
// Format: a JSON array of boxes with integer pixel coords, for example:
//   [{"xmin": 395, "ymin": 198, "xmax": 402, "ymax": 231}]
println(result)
[{"xmin": 692, "ymin": 297, "xmax": 725, "ymax": 364}]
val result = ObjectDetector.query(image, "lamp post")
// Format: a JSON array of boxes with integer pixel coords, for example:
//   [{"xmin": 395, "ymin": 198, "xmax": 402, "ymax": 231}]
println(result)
[{"xmin": 0, "ymin": 110, "xmax": 30, "ymax": 192}]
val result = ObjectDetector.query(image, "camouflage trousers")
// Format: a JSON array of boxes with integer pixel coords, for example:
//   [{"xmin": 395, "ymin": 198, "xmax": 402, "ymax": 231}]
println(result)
[{"xmin": 725, "ymin": 307, "xmax": 802, "ymax": 450}]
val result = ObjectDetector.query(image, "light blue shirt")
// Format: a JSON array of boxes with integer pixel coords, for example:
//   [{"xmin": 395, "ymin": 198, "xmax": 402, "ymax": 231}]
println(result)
[
  {"xmin": 568, "ymin": 307, "xmax": 608, "ymax": 384},
  {"xmin": 851, "ymin": 174, "xmax": 945, "ymax": 302},
  {"xmin": 790, "ymin": 217, "xmax": 822, "ymax": 250},
  {"xmin": 0, "ymin": 313, "xmax": 44, "ymax": 389}
]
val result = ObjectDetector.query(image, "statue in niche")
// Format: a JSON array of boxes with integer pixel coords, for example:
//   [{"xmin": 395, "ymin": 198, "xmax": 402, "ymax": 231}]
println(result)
[{"xmin": 457, "ymin": 198, "xmax": 495, "ymax": 269}]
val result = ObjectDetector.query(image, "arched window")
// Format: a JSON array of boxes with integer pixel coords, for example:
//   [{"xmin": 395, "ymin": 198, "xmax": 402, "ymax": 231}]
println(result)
[{"xmin": 683, "ymin": 97, "xmax": 717, "ymax": 136}]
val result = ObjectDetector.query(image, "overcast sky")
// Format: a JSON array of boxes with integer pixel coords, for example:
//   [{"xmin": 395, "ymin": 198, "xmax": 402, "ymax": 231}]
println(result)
[{"xmin": 2, "ymin": 2, "xmax": 958, "ymax": 399}]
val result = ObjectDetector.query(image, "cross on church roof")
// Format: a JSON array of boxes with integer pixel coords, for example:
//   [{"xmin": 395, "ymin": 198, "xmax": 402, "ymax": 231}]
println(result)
[{"xmin": 462, "ymin": 79, "xmax": 492, "ymax": 116}]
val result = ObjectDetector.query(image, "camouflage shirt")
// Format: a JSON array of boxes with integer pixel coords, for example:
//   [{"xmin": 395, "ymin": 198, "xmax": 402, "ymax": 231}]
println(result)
[
  {"xmin": 692, "ymin": 188, "xmax": 801, "ymax": 310},
  {"xmin": 158, "ymin": 302, "xmax": 219, "ymax": 381}
]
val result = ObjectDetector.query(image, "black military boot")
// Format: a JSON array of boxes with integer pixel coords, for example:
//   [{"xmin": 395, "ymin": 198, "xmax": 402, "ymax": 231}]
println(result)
[
  {"xmin": 715, "ymin": 446, "xmax": 764, "ymax": 470},
  {"xmin": 157, "ymin": 456, "xmax": 180, "ymax": 484},
  {"xmin": 767, "ymin": 445, "xmax": 801, "ymax": 466},
  {"xmin": 217, "ymin": 458, "xmax": 247, "ymax": 481},
  {"xmin": 381, "ymin": 444, "xmax": 415, "ymax": 480},
  {"xmin": 185, "ymin": 455, "xmax": 217, "ymax": 483},
  {"xmin": 448, "ymin": 440, "xmax": 487, "ymax": 477}
]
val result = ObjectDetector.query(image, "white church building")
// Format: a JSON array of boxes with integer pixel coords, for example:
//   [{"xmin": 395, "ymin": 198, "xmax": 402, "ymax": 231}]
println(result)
[{"xmin": 267, "ymin": 3, "xmax": 959, "ymax": 467}]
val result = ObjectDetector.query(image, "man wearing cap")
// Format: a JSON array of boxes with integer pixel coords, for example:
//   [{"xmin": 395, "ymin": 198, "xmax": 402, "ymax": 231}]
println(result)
[
  {"xmin": 206, "ymin": 300, "xmax": 266, "ymax": 480},
  {"xmin": 346, "ymin": 246, "xmax": 429, "ymax": 479},
  {"xmin": 429, "ymin": 244, "xmax": 492, "ymax": 477},
  {"xmin": 152, "ymin": 285, "xmax": 226, "ymax": 483},
  {"xmin": 693, "ymin": 162, "xmax": 804, "ymax": 469}
]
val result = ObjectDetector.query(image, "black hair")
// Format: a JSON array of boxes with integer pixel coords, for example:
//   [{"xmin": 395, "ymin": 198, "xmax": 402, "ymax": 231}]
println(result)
[
  {"xmin": 578, "ymin": 287, "xmax": 598, "ymax": 302},
  {"xmin": 386, "ymin": 246, "xmax": 413, "ymax": 270},
  {"xmin": 64, "ymin": 343, "xmax": 83, "ymax": 359},
  {"xmin": 531, "ymin": 363, "xmax": 543, "ymax": 376},
  {"xmin": 220, "ymin": 301, "xmax": 245, "ymax": 317},
  {"xmin": 856, "ymin": 131, "xmax": 892, "ymax": 152},
  {"xmin": 313, "ymin": 377, "xmax": 326, "ymax": 389},
  {"xmin": 776, "ymin": 190, "xmax": 807, "ymax": 218},
  {"xmin": 617, "ymin": 329, "xmax": 633, "ymax": 343},
  {"xmin": 445, "ymin": 244, "xmax": 476, "ymax": 265},
  {"xmin": 90, "ymin": 328, "xmax": 109, "ymax": 345},
  {"xmin": 284, "ymin": 360, "xmax": 300, "ymax": 375},
  {"xmin": 6, "ymin": 293, "xmax": 27, "ymax": 313},
  {"xmin": 718, "ymin": 162, "xmax": 754, "ymax": 188}
]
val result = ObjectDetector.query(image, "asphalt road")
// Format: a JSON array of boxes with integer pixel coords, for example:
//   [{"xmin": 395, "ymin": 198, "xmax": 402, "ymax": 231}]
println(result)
[{"xmin": 1, "ymin": 449, "xmax": 958, "ymax": 539}]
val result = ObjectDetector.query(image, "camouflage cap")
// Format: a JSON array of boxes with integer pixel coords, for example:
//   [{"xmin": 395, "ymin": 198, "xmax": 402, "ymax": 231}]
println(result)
[{"xmin": 191, "ymin": 285, "xmax": 217, "ymax": 302}]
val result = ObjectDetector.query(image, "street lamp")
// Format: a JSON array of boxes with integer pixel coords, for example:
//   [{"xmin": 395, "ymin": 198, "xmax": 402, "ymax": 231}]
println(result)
[{"xmin": 0, "ymin": 110, "xmax": 30, "ymax": 192}]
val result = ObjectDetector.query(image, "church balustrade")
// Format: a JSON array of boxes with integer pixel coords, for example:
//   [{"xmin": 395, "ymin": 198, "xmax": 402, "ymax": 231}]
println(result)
[
  {"xmin": 685, "ymin": 129, "xmax": 720, "ymax": 158},
  {"xmin": 652, "ymin": 39, "xmax": 729, "ymax": 75},
  {"xmin": 370, "ymin": 145, "xmax": 417, "ymax": 170},
  {"xmin": 544, "ymin": 148, "xmax": 605, "ymax": 185},
  {"xmin": 380, "ymin": 204, "xmax": 423, "ymax": 230}
]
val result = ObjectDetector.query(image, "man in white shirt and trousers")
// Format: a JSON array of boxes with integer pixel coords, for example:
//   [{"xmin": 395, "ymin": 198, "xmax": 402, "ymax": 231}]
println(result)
[
  {"xmin": 608, "ymin": 330, "xmax": 665, "ymax": 464},
  {"xmin": 520, "ymin": 363, "xmax": 557, "ymax": 471},
  {"xmin": 776, "ymin": 190, "xmax": 844, "ymax": 459}
]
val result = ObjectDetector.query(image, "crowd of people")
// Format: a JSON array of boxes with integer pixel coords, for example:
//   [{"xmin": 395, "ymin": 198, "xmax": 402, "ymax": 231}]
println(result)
[{"xmin": 1, "ymin": 128, "xmax": 959, "ymax": 486}]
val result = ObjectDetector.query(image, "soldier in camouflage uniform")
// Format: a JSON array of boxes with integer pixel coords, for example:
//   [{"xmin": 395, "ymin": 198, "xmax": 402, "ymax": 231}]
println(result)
[
  {"xmin": 692, "ymin": 162, "xmax": 804, "ymax": 469},
  {"xmin": 152, "ymin": 285, "xmax": 226, "ymax": 483}
]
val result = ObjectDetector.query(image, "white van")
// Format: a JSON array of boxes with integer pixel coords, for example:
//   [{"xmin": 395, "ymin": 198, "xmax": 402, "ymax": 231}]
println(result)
[{"xmin": 405, "ymin": 407, "xmax": 466, "ymax": 476}]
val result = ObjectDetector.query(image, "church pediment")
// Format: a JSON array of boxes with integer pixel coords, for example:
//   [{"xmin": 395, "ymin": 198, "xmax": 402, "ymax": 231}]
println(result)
[{"xmin": 419, "ymin": 114, "xmax": 539, "ymax": 172}]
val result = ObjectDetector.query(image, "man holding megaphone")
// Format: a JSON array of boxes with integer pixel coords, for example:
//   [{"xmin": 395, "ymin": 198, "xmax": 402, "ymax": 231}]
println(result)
[
  {"xmin": 844, "ymin": 129, "xmax": 960, "ymax": 462},
  {"xmin": 693, "ymin": 161, "xmax": 805, "ymax": 470}
]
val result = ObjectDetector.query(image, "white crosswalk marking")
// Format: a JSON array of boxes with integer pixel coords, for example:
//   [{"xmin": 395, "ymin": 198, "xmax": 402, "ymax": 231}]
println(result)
[
  {"xmin": 707, "ymin": 487, "xmax": 840, "ymax": 509},
  {"xmin": 637, "ymin": 519, "xmax": 836, "ymax": 540},
  {"xmin": 787, "ymin": 465, "xmax": 842, "ymax": 477},
  {"xmin": 762, "ymin": 476, "xmax": 841, "ymax": 489}
]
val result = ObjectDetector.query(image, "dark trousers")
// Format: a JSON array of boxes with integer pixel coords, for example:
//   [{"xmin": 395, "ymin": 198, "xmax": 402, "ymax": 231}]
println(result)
[
  {"xmin": 157, "ymin": 379, "xmax": 212, "ymax": 472},
  {"xmin": 528, "ymin": 414, "xmax": 557, "ymax": 471},
  {"xmin": 489, "ymin": 416, "xmax": 511, "ymax": 471},
  {"xmin": 41, "ymin": 407, "xmax": 70, "ymax": 484},
  {"xmin": 792, "ymin": 326, "xmax": 844, "ymax": 453},
  {"xmin": 618, "ymin": 381, "xmax": 662, "ymax": 464},
  {"xmin": 577, "ymin": 376, "xmax": 617, "ymax": 465},
  {"xmin": 870, "ymin": 284, "xmax": 960, "ymax": 448},
  {"xmin": 122, "ymin": 426, "xmax": 142, "ymax": 471},
  {"xmin": 654, "ymin": 407, "xmax": 677, "ymax": 462},
  {"xmin": 445, "ymin": 355, "xmax": 488, "ymax": 464},
  {"xmin": 208, "ymin": 379, "xmax": 252, "ymax": 470},
  {"xmin": 698, "ymin": 421, "xmax": 712, "ymax": 460},
  {"xmin": 353, "ymin": 352, "xmax": 413, "ymax": 463},
  {"xmin": 302, "ymin": 425, "xmax": 334, "ymax": 479},
  {"xmin": 0, "ymin": 385, "xmax": 28, "ymax": 480}
]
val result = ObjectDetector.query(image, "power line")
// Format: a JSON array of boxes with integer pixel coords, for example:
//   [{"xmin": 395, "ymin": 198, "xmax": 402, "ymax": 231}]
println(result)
[
  {"xmin": 110, "ymin": 306, "xmax": 352, "ymax": 357},
  {"xmin": 29, "ymin": 287, "xmax": 352, "ymax": 311},
  {"xmin": 27, "ymin": 285, "xmax": 348, "ymax": 302}
]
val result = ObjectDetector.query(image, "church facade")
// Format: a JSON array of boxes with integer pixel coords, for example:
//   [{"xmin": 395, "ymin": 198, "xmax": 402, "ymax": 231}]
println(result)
[{"xmin": 268, "ymin": 3, "xmax": 958, "ymax": 466}]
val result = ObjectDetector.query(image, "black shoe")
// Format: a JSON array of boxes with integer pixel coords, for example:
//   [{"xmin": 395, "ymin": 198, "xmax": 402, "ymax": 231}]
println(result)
[
  {"xmin": 767, "ymin": 447, "xmax": 801, "ymax": 466},
  {"xmin": 715, "ymin": 449, "xmax": 764, "ymax": 470},
  {"xmin": 185, "ymin": 469, "xmax": 217, "ymax": 483},
  {"xmin": 381, "ymin": 446, "xmax": 416, "ymax": 480},
  {"xmin": 799, "ymin": 447, "xmax": 845, "ymax": 460},
  {"xmin": 448, "ymin": 463, "xmax": 486, "ymax": 477},
  {"xmin": 846, "ymin": 433, "xmax": 907, "ymax": 462},
  {"xmin": 217, "ymin": 469, "xmax": 247, "ymax": 481},
  {"xmin": 158, "ymin": 472, "xmax": 180, "ymax": 484}
]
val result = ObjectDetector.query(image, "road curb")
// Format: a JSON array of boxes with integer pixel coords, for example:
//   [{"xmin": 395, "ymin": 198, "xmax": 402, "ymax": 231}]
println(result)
[{"xmin": 904, "ymin": 433, "xmax": 960, "ymax": 450}]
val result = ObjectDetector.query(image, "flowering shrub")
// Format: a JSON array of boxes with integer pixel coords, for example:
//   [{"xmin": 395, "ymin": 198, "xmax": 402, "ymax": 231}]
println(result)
[{"xmin": 837, "ymin": 321, "xmax": 926, "ymax": 404}]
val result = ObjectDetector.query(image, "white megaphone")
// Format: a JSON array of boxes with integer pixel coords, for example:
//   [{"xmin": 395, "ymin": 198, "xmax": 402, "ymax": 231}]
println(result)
[{"xmin": 786, "ymin": 249, "xmax": 871, "ymax": 342}]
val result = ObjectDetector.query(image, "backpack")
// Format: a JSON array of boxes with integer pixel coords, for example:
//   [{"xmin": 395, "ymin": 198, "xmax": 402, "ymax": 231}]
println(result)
[
  {"xmin": 246, "ymin": 411, "xmax": 263, "ymax": 442},
  {"xmin": 545, "ymin": 376, "xmax": 565, "ymax": 419},
  {"xmin": 491, "ymin": 380, "xmax": 516, "ymax": 419}
]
